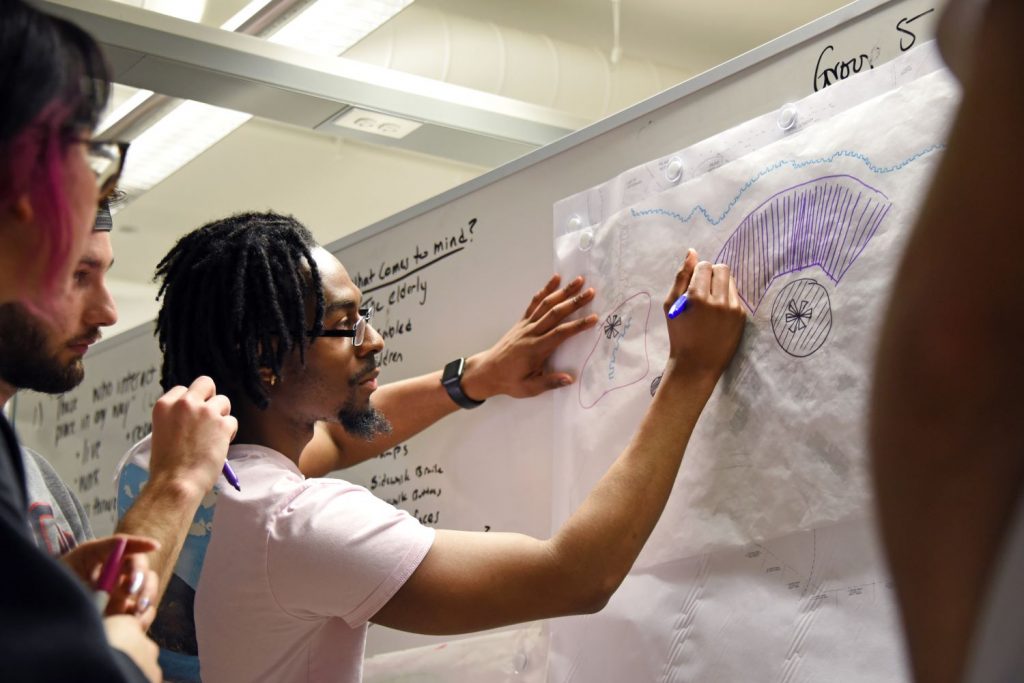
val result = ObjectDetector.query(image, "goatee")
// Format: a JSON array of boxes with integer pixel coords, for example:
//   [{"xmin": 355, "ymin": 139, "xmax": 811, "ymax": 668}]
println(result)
[
  {"xmin": 339, "ymin": 356, "xmax": 390, "ymax": 439},
  {"xmin": 339, "ymin": 403, "xmax": 392, "ymax": 440}
]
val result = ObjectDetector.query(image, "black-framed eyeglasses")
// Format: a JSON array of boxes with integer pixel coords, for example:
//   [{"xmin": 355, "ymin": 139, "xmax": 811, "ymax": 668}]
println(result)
[
  {"xmin": 84, "ymin": 140, "xmax": 129, "ymax": 203},
  {"xmin": 69, "ymin": 136, "xmax": 129, "ymax": 204},
  {"xmin": 308, "ymin": 307, "xmax": 373, "ymax": 346}
]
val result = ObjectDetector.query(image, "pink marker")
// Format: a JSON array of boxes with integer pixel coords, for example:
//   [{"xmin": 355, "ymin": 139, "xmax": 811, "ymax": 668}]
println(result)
[{"xmin": 94, "ymin": 536, "xmax": 128, "ymax": 612}]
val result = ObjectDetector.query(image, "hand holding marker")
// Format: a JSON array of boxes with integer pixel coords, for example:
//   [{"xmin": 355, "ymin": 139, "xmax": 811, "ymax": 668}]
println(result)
[
  {"xmin": 94, "ymin": 536, "xmax": 128, "ymax": 612},
  {"xmin": 222, "ymin": 462, "xmax": 240, "ymax": 492},
  {"xmin": 667, "ymin": 247, "xmax": 693, "ymax": 319},
  {"xmin": 667, "ymin": 293, "xmax": 688, "ymax": 319}
]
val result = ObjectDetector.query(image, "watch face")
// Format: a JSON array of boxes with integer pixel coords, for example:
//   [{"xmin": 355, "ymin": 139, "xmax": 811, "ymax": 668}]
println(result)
[{"xmin": 442, "ymin": 358, "xmax": 464, "ymax": 385}]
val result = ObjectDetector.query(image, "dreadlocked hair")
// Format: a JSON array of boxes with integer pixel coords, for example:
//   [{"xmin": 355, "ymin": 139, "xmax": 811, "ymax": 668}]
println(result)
[{"xmin": 154, "ymin": 211, "xmax": 325, "ymax": 410}]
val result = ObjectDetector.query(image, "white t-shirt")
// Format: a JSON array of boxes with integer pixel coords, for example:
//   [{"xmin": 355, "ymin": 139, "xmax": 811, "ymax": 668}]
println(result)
[
  {"xmin": 194, "ymin": 445, "xmax": 435, "ymax": 683},
  {"xmin": 966, "ymin": 492, "xmax": 1024, "ymax": 682}
]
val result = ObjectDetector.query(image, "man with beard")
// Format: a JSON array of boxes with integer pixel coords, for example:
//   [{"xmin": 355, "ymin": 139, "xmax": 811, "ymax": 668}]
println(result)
[
  {"xmin": 0, "ymin": 3, "xmax": 235, "ymax": 679},
  {"xmin": 0, "ymin": 202, "xmax": 226, "ymax": 628},
  {"xmin": 0, "ymin": 203, "xmax": 116, "ymax": 554},
  {"xmin": 115, "ymin": 209, "xmax": 605, "ymax": 681},
  {"xmin": 139, "ymin": 211, "xmax": 745, "ymax": 682}
]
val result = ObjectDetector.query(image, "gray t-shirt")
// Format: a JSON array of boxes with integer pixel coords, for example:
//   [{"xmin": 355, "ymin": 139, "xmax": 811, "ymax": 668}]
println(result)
[{"xmin": 21, "ymin": 447, "xmax": 93, "ymax": 555}]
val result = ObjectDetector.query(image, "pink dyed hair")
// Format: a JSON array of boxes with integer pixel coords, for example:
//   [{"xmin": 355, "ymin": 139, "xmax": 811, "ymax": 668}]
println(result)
[
  {"xmin": 1, "ymin": 103, "xmax": 78, "ymax": 301},
  {"xmin": 0, "ymin": 4, "xmax": 111, "ymax": 316}
]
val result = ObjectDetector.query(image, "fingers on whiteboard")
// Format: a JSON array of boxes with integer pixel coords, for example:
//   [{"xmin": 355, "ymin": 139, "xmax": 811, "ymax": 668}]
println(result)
[
  {"xmin": 541, "ymin": 290, "xmax": 596, "ymax": 339},
  {"xmin": 534, "ymin": 281, "xmax": 590, "ymax": 334},
  {"xmin": 525, "ymin": 274, "xmax": 562, "ymax": 319},
  {"xmin": 528, "ymin": 275, "xmax": 581, "ymax": 323}
]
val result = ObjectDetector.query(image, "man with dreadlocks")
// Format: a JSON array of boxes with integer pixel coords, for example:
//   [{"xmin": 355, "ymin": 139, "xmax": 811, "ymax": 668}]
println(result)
[
  {"xmin": 118, "ymin": 209, "xmax": 603, "ymax": 681},
  {"xmin": 127, "ymin": 210, "xmax": 745, "ymax": 682}
]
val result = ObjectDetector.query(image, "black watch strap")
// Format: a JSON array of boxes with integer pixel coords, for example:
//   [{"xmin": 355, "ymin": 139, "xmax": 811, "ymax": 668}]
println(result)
[{"xmin": 441, "ymin": 358, "xmax": 485, "ymax": 409}]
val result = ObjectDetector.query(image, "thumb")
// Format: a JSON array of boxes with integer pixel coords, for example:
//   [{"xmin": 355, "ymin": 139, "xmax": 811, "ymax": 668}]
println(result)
[{"xmin": 521, "ymin": 372, "xmax": 574, "ymax": 396}]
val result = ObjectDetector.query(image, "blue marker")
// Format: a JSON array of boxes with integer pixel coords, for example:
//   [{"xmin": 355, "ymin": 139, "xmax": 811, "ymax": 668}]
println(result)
[{"xmin": 667, "ymin": 293, "xmax": 688, "ymax": 319}]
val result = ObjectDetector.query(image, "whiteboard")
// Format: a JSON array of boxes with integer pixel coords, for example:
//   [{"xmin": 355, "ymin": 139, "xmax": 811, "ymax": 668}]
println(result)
[{"xmin": 10, "ymin": 0, "xmax": 944, "ymax": 666}]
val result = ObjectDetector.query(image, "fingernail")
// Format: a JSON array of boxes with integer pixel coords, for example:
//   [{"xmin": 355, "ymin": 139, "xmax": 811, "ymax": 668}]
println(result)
[
  {"xmin": 137, "ymin": 597, "xmax": 151, "ymax": 614},
  {"xmin": 128, "ymin": 571, "xmax": 145, "ymax": 595},
  {"xmin": 560, "ymin": 378, "xmax": 572, "ymax": 386}
]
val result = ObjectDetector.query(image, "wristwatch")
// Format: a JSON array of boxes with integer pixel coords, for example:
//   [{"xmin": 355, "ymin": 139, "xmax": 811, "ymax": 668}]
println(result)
[{"xmin": 441, "ymin": 358, "xmax": 485, "ymax": 409}]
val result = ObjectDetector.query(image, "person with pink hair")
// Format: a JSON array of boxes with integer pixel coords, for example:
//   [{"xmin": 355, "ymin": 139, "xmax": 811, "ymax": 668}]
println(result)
[{"xmin": 0, "ymin": 2, "xmax": 236, "ymax": 680}]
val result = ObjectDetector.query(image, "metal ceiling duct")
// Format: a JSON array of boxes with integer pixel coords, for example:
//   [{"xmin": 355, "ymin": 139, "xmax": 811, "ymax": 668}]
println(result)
[{"xmin": 344, "ymin": 4, "xmax": 690, "ymax": 123}]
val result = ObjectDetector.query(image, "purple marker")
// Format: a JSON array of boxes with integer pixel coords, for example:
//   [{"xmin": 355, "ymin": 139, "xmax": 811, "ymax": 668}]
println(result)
[
  {"xmin": 222, "ymin": 462, "xmax": 241, "ymax": 492},
  {"xmin": 667, "ymin": 293, "xmax": 689, "ymax": 319}
]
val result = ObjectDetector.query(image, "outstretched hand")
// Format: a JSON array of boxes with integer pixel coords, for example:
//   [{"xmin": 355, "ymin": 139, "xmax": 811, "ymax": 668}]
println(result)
[
  {"xmin": 461, "ymin": 274, "xmax": 599, "ymax": 400},
  {"xmin": 61, "ymin": 534, "xmax": 160, "ymax": 627}
]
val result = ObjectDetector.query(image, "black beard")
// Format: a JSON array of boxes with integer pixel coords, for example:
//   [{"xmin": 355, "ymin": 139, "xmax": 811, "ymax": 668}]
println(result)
[
  {"xmin": 0, "ymin": 303, "xmax": 83, "ymax": 394},
  {"xmin": 338, "ymin": 354, "xmax": 391, "ymax": 439},
  {"xmin": 339, "ymin": 403, "xmax": 392, "ymax": 440}
]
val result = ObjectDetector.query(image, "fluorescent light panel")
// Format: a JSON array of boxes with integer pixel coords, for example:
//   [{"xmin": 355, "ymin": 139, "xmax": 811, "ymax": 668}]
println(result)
[
  {"xmin": 110, "ymin": 0, "xmax": 415, "ymax": 207},
  {"xmin": 115, "ymin": 101, "xmax": 251, "ymax": 202},
  {"xmin": 219, "ymin": 0, "xmax": 273, "ymax": 31},
  {"xmin": 108, "ymin": 0, "xmax": 207, "ymax": 23},
  {"xmin": 268, "ymin": 0, "xmax": 413, "ymax": 56},
  {"xmin": 97, "ymin": 84, "xmax": 155, "ymax": 134}
]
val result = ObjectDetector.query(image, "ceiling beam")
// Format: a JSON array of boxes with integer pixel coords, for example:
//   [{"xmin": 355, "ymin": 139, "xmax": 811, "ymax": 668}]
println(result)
[{"xmin": 42, "ymin": 0, "xmax": 588, "ymax": 166}]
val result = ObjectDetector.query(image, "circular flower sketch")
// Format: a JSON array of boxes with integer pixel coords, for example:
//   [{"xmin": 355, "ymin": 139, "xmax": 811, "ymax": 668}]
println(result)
[{"xmin": 770, "ymin": 279, "xmax": 833, "ymax": 357}]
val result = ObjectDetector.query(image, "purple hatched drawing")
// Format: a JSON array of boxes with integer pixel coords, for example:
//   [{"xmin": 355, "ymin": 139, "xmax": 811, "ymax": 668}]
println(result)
[{"xmin": 715, "ymin": 174, "xmax": 892, "ymax": 314}]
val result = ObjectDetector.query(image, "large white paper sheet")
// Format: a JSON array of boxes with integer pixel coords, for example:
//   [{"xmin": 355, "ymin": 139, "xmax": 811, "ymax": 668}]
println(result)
[
  {"xmin": 550, "ymin": 519, "xmax": 906, "ymax": 682},
  {"xmin": 549, "ymin": 44, "xmax": 957, "ymax": 682},
  {"xmin": 364, "ymin": 623, "xmax": 547, "ymax": 683}
]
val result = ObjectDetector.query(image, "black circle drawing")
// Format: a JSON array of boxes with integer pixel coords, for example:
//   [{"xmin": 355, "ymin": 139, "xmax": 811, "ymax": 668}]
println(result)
[
  {"xmin": 650, "ymin": 374, "xmax": 662, "ymax": 396},
  {"xmin": 603, "ymin": 314, "xmax": 623, "ymax": 340},
  {"xmin": 770, "ymin": 279, "xmax": 833, "ymax": 357}
]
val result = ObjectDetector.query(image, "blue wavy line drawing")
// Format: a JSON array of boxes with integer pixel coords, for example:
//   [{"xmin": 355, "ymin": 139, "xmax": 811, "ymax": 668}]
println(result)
[
  {"xmin": 716, "ymin": 174, "xmax": 892, "ymax": 313},
  {"xmin": 629, "ymin": 145, "xmax": 942, "ymax": 228}
]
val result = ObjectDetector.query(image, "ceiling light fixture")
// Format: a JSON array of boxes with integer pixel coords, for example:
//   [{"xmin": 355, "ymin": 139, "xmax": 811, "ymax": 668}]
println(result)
[
  {"xmin": 116, "ymin": 100, "xmax": 250, "ymax": 199},
  {"xmin": 107, "ymin": 0, "xmax": 417, "ymax": 210},
  {"xmin": 96, "ymin": 85, "xmax": 155, "ymax": 134},
  {"xmin": 110, "ymin": 0, "xmax": 207, "ymax": 23},
  {"xmin": 331, "ymin": 107, "xmax": 423, "ymax": 139},
  {"xmin": 268, "ymin": 0, "xmax": 413, "ymax": 57}
]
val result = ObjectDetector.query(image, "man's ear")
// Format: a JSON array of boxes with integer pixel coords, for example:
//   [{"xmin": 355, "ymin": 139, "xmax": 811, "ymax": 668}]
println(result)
[{"xmin": 258, "ymin": 366, "xmax": 278, "ymax": 387}]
